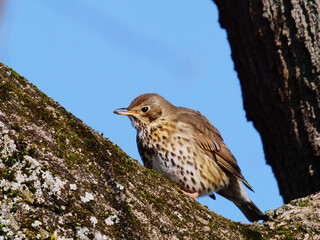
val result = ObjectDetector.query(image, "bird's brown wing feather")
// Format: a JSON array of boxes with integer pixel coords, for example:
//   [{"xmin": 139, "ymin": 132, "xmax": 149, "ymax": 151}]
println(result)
[{"xmin": 176, "ymin": 108, "xmax": 253, "ymax": 191}]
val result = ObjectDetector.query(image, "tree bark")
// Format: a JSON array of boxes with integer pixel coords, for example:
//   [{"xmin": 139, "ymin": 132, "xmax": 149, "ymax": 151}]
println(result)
[
  {"xmin": 213, "ymin": 0, "xmax": 320, "ymax": 203},
  {"xmin": 1, "ymin": 62, "xmax": 320, "ymax": 239}
]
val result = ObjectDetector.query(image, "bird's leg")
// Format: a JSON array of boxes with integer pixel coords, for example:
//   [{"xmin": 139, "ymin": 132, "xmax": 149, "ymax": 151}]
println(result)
[{"xmin": 182, "ymin": 190, "xmax": 199, "ymax": 199}]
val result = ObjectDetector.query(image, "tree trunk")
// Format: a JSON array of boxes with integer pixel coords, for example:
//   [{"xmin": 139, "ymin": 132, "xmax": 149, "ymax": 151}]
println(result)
[{"xmin": 212, "ymin": 0, "xmax": 320, "ymax": 203}]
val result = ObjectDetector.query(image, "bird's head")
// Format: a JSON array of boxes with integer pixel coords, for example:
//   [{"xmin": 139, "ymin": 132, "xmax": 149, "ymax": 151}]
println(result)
[{"xmin": 114, "ymin": 93, "xmax": 174, "ymax": 131}]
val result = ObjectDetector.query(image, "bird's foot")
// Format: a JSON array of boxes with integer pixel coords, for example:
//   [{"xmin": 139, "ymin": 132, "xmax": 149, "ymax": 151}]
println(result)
[{"xmin": 182, "ymin": 190, "xmax": 199, "ymax": 199}]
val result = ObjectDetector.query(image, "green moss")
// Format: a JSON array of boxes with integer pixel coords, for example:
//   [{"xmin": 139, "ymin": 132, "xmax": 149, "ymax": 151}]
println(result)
[
  {"xmin": 10, "ymin": 205, "xmax": 18, "ymax": 213},
  {"xmin": 72, "ymin": 204, "xmax": 93, "ymax": 224},
  {"xmin": 41, "ymin": 164, "xmax": 49, "ymax": 171},
  {"xmin": 240, "ymin": 226, "xmax": 265, "ymax": 240},
  {"xmin": 12, "ymin": 122, "xmax": 21, "ymax": 132},
  {"xmin": 229, "ymin": 221, "xmax": 240, "ymax": 231},
  {"xmin": 50, "ymin": 235, "xmax": 58, "ymax": 240},
  {"xmin": 3, "ymin": 151, "xmax": 19, "ymax": 168},
  {"xmin": 8, "ymin": 67, "xmax": 20, "ymax": 79},
  {"xmin": 23, "ymin": 196, "xmax": 45, "ymax": 208},
  {"xmin": 87, "ymin": 164, "xmax": 101, "ymax": 177},
  {"xmin": 21, "ymin": 115, "xmax": 31, "ymax": 122},
  {"xmin": 51, "ymin": 203, "xmax": 63, "ymax": 215},
  {"xmin": 49, "ymin": 168, "xmax": 57, "ymax": 176},
  {"xmin": 0, "ymin": 168, "xmax": 16, "ymax": 181},
  {"xmin": 0, "ymin": 223, "xmax": 6, "ymax": 235},
  {"xmin": 26, "ymin": 182, "xmax": 36, "ymax": 194},
  {"xmin": 122, "ymin": 157, "xmax": 139, "ymax": 173},
  {"xmin": 122, "ymin": 204, "xmax": 138, "ymax": 224},
  {"xmin": 139, "ymin": 191, "xmax": 166, "ymax": 211},
  {"xmin": 65, "ymin": 152, "xmax": 88, "ymax": 166},
  {"xmin": 66, "ymin": 152, "xmax": 77, "ymax": 163},
  {"xmin": 296, "ymin": 199, "xmax": 311, "ymax": 207},
  {"xmin": 167, "ymin": 212, "xmax": 183, "ymax": 227},
  {"xmin": 1, "ymin": 189, "xmax": 19, "ymax": 201},
  {"xmin": 227, "ymin": 221, "xmax": 266, "ymax": 240},
  {"xmin": 114, "ymin": 203, "xmax": 147, "ymax": 239},
  {"xmin": 24, "ymin": 158, "xmax": 32, "ymax": 169},
  {"xmin": 0, "ymin": 78, "xmax": 17, "ymax": 101},
  {"xmin": 56, "ymin": 131, "xmax": 67, "ymax": 144},
  {"xmin": 278, "ymin": 229, "xmax": 294, "ymax": 239},
  {"xmin": 9, "ymin": 189, "xmax": 19, "ymax": 198}
]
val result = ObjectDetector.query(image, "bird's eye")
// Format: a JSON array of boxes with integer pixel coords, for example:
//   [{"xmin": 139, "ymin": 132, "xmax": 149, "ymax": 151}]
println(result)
[{"xmin": 141, "ymin": 107, "xmax": 149, "ymax": 113}]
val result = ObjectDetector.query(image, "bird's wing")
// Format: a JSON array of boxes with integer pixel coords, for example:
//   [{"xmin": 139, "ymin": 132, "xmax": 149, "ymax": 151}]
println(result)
[{"xmin": 176, "ymin": 108, "xmax": 253, "ymax": 191}]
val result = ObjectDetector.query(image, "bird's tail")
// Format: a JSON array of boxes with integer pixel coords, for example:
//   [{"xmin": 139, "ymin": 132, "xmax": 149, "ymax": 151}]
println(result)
[
  {"xmin": 216, "ymin": 176, "xmax": 267, "ymax": 222},
  {"xmin": 235, "ymin": 200, "xmax": 267, "ymax": 222}
]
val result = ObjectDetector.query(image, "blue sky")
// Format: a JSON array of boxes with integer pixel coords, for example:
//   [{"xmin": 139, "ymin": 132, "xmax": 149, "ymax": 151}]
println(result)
[{"xmin": 1, "ymin": 0, "xmax": 283, "ymax": 223}]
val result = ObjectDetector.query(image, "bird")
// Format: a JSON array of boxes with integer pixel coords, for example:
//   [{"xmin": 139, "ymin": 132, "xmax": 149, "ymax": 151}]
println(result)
[{"xmin": 114, "ymin": 93, "xmax": 265, "ymax": 222}]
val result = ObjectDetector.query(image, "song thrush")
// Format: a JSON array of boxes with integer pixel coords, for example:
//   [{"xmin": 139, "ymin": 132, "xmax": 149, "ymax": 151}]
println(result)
[{"xmin": 114, "ymin": 93, "xmax": 265, "ymax": 222}]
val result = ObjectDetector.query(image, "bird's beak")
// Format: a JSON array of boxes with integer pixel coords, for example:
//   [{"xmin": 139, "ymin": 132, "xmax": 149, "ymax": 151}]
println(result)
[{"xmin": 113, "ymin": 108, "xmax": 136, "ymax": 116}]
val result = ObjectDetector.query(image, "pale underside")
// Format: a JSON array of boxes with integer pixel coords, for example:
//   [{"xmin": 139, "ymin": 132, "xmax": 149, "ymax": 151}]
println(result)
[{"xmin": 137, "ymin": 120, "xmax": 230, "ymax": 196}]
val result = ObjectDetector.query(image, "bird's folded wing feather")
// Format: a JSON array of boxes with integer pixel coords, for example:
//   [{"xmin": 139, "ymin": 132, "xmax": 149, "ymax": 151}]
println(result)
[{"xmin": 177, "ymin": 109, "xmax": 253, "ymax": 191}]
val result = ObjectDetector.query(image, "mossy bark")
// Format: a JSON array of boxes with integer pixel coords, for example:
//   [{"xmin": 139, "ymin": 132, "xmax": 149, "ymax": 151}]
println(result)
[{"xmin": 0, "ymin": 62, "xmax": 319, "ymax": 239}]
